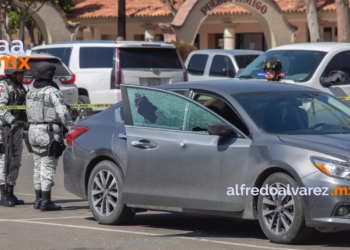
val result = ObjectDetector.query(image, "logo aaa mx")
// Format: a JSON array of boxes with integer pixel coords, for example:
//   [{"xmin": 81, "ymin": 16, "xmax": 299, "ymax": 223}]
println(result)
[{"xmin": 0, "ymin": 40, "xmax": 30, "ymax": 70}]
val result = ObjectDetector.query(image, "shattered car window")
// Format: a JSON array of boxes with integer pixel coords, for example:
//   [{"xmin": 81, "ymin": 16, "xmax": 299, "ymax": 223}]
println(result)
[{"xmin": 127, "ymin": 88, "xmax": 221, "ymax": 132}]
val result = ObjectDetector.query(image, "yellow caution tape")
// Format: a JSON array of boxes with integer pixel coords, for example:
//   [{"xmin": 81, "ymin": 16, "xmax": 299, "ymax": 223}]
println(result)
[
  {"xmin": 337, "ymin": 96, "xmax": 350, "ymax": 101},
  {"xmin": 0, "ymin": 103, "xmax": 115, "ymax": 110}
]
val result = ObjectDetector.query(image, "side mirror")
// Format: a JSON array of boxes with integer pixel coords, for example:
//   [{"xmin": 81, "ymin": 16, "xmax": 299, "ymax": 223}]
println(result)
[
  {"xmin": 208, "ymin": 122, "xmax": 236, "ymax": 137},
  {"xmin": 320, "ymin": 76, "xmax": 331, "ymax": 87}
]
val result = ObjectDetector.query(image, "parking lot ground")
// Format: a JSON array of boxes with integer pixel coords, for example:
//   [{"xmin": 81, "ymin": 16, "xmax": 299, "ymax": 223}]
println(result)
[{"xmin": 0, "ymin": 147, "xmax": 349, "ymax": 250}]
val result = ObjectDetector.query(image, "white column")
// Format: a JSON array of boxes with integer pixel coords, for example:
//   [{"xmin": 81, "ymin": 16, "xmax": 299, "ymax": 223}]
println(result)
[
  {"xmin": 91, "ymin": 27, "xmax": 101, "ymax": 40},
  {"xmin": 221, "ymin": 23, "xmax": 236, "ymax": 50},
  {"xmin": 142, "ymin": 24, "xmax": 157, "ymax": 42}
]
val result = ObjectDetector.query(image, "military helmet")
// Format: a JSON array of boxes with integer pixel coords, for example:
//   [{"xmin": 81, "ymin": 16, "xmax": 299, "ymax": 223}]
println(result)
[
  {"xmin": 4, "ymin": 58, "xmax": 26, "ymax": 75},
  {"xmin": 33, "ymin": 61, "xmax": 56, "ymax": 80},
  {"xmin": 261, "ymin": 58, "xmax": 282, "ymax": 72}
]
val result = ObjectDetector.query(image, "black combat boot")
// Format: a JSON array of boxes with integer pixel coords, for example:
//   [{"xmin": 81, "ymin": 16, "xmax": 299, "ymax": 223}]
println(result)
[
  {"xmin": 34, "ymin": 189, "xmax": 42, "ymax": 209},
  {"xmin": 0, "ymin": 185, "xmax": 15, "ymax": 207},
  {"xmin": 40, "ymin": 190, "xmax": 62, "ymax": 211},
  {"xmin": 7, "ymin": 185, "xmax": 25, "ymax": 205}
]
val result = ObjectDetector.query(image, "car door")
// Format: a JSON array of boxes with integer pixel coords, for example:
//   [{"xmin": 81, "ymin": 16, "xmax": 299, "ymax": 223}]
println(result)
[{"xmin": 120, "ymin": 85, "xmax": 251, "ymax": 212}]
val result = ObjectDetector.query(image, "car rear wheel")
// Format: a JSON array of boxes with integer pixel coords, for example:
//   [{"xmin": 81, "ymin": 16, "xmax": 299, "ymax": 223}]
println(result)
[
  {"xmin": 78, "ymin": 95, "xmax": 93, "ymax": 117},
  {"xmin": 88, "ymin": 160, "xmax": 135, "ymax": 225},
  {"xmin": 257, "ymin": 172, "xmax": 314, "ymax": 244}
]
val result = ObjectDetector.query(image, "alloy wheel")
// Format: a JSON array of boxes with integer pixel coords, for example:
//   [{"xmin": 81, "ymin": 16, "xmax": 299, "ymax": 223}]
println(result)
[
  {"xmin": 91, "ymin": 170, "xmax": 118, "ymax": 216},
  {"xmin": 262, "ymin": 182, "xmax": 295, "ymax": 235}
]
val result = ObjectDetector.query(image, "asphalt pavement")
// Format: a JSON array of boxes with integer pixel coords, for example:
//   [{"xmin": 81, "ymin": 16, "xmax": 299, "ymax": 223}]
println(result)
[{"xmin": 0, "ymin": 146, "xmax": 349, "ymax": 250}]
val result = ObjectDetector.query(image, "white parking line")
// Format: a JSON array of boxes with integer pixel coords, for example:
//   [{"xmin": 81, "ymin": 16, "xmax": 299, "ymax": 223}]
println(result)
[
  {"xmin": 15, "ymin": 193, "xmax": 80, "ymax": 200},
  {"xmin": 1, "ymin": 219, "xmax": 301, "ymax": 250}
]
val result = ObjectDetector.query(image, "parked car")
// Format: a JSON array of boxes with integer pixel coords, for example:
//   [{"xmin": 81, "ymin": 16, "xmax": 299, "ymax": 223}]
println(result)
[
  {"xmin": 32, "ymin": 41, "xmax": 188, "ymax": 114},
  {"xmin": 184, "ymin": 49, "xmax": 263, "ymax": 81},
  {"xmin": 0, "ymin": 52, "xmax": 79, "ymax": 107},
  {"xmin": 64, "ymin": 80, "xmax": 350, "ymax": 244},
  {"xmin": 236, "ymin": 42, "xmax": 350, "ymax": 101}
]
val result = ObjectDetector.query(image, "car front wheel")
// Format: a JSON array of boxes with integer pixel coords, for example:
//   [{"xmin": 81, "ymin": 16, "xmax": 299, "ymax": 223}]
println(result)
[
  {"xmin": 88, "ymin": 160, "xmax": 135, "ymax": 225},
  {"xmin": 257, "ymin": 172, "xmax": 314, "ymax": 244}
]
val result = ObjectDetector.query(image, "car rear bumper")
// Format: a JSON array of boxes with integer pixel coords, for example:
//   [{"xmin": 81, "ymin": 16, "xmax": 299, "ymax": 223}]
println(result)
[
  {"xmin": 61, "ymin": 85, "xmax": 79, "ymax": 105},
  {"xmin": 63, "ymin": 147, "xmax": 86, "ymax": 199}
]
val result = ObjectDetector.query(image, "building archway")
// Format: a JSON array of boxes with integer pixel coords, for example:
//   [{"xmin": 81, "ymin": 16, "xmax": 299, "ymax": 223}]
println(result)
[
  {"xmin": 171, "ymin": 0, "xmax": 299, "ymax": 49},
  {"xmin": 14, "ymin": 1, "xmax": 80, "ymax": 44}
]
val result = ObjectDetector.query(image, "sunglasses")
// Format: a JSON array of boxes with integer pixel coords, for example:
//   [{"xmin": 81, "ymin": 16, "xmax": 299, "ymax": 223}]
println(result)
[{"xmin": 264, "ymin": 68, "xmax": 276, "ymax": 73}]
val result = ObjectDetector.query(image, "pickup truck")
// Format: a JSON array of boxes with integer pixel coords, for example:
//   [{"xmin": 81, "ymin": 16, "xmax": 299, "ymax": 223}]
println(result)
[
  {"xmin": 236, "ymin": 42, "xmax": 350, "ymax": 100},
  {"xmin": 184, "ymin": 49, "xmax": 263, "ymax": 81}
]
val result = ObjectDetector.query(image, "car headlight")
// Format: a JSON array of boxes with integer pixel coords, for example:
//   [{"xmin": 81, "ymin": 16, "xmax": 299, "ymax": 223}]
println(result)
[{"xmin": 311, "ymin": 156, "xmax": 350, "ymax": 179}]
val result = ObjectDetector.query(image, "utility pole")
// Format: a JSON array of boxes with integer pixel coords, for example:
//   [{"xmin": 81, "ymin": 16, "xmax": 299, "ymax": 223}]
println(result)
[
  {"xmin": 336, "ymin": 0, "xmax": 350, "ymax": 42},
  {"xmin": 118, "ymin": 0, "xmax": 126, "ymax": 39}
]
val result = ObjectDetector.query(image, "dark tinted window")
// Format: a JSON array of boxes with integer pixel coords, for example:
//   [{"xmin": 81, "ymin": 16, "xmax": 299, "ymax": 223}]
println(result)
[
  {"xmin": 234, "ymin": 54, "xmax": 260, "ymax": 68},
  {"xmin": 33, "ymin": 48, "xmax": 72, "ymax": 65},
  {"xmin": 187, "ymin": 54, "xmax": 208, "ymax": 75},
  {"xmin": 209, "ymin": 55, "xmax": 235, "ymax": 77},
  {"xmin": 79, "ymin": 47, "xmax": 115, "ymax": 68},
  {"xmin": 119, "ymin": 48, "xmax": 182, "ymax": 69},
  {"xmin": 24, "ymin": 58, "xmax": 70, "ymax": 76}
]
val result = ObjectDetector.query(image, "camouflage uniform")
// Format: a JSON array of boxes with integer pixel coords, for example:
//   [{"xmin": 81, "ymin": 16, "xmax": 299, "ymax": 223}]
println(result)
[
  {"xmin": 26, "ymin": 61, "xmax": 73, "ymax": 211},
  {"xmin": 0, "ymin": 62, "xmax": 27, "ymax": 207}
]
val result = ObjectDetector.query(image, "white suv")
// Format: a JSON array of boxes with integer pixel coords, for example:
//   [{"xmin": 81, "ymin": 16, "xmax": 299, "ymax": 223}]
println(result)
[
  {"xmin": 32, "ymin": 41, "xmax": 188, "ymax": 113},
  {"xmin": 0, "ymin": 53, "xmax": 79, "ymax": 106},
  {"xmin": 236, "ymin": 42, "xmax": 350, "ymax": 99}
]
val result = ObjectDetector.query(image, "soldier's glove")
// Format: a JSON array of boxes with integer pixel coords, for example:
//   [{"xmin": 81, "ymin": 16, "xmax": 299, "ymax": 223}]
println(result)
[{"xmin": 10, "ymin": 122, "xmax": 19, "ymax": 135}]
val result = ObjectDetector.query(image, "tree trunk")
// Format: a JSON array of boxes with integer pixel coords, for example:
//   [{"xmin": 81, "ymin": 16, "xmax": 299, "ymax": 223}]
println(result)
[
  {"xmin": 3, "ymin": 10, "xmax": 13, "ymax": 42},
  {"xmin": 336, "ymin": 0, "xmax": 350, "ymax": 42},
  {"xmin": 25, "ymin": 20, "xmax": 36, "ymax": 47},
  {"xmin": 164, "ymin": 0, "xmax": 177, "ymax": 16},
  {"xmin": 18, "ymin": 16, "xmax": 26, "ymax": 42},
  {"xmin": 305, "ymin": 0, "xmax": 320, "ymax": 42}
]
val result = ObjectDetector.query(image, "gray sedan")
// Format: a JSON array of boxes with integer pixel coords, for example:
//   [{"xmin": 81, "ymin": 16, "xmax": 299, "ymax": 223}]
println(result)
[{"xmin": 64, "ymin": 80, "xmax": 350, "ymax": 244}]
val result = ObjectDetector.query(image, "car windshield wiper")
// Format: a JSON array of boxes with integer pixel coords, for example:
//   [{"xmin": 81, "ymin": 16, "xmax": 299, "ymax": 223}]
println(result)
[{"xmin": 238, "ymin": 75, "xmax": 254, "ymax": 79}]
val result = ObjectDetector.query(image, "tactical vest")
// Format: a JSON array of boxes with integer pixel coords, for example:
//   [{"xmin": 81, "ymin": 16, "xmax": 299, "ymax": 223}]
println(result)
[
  {"xmin": 3, "ymin": 77, "xmax": 27, "ymax": 122},
  {"xmin": 26, "ymin": 86, "xmax": 61, "ymax": 123}
]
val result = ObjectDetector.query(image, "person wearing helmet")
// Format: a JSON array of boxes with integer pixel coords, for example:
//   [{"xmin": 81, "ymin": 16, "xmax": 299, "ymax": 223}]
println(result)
[
  {"xmin": 262, "ymin": 58, "xmax": 283, "ymax": 81},
  {"xmin": 26, "ymin": 61, "xmax": 73, "ymax": 211},
  {"xmin": 0, "ymin": 58, "xmax": 28, "ymax": 207}
]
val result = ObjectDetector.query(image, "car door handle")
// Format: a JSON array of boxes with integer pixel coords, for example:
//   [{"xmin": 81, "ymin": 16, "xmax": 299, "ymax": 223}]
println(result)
[
  {"xmin": 131, "ymin": 140, "xmax": 158, "ymax": 149},
  {"xmin": 118, "ymin": 133, "xmax": 127, "ymax": 140}
]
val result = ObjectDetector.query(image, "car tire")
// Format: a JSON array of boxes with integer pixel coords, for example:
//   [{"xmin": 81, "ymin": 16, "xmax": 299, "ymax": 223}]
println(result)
[
  {"xmin": 257, "ymin": 172, "xmax": 314, "ymax": 244},
  {"xmin": 88, "ymin": 160, "xmax": 135, "ymax": 225},
  {"xmin": 78, "ymin": 95, "xmax": 93, "ymax": 116}
]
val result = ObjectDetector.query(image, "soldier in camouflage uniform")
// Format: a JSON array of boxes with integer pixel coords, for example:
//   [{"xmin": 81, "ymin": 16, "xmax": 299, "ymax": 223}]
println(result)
[
  {"xmin": 0, "ymin": 59, "xmax": 27, "ymax": 207},
  {"xmin": 26, "ymin": 61, "xmax": 73, "ymax": 211}
]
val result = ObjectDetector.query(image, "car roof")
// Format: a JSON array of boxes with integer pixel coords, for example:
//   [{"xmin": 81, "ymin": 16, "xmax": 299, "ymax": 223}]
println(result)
[
  {"xmin": 268, "ymin": 42, "xmax": 350, "ymax": 52},
  {"xmin": 32, "ymin": 40, "xmax": 176, "ymax": 49},
  {"xmin": 157, "ymin": 80, "xmax": 320, "ymax": 95},
  {"xmin": 189, "ymin": 49, "xmax": 263, "ymax": 55},
  {"xmin": 1, "ymin": 52, "xmax": 61, "ymax": 60}
]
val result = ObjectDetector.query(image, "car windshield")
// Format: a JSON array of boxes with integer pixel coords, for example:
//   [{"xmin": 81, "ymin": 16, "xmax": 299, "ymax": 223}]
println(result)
[
  {"xmin": 233, "ymin": 92, "xmax": 350, "ymax": 135},
  {"xmin": 236, "ymin": 50, "xmax": 327, "ymax": 82},
  {"xmin": 234, "ymin": 54, "xmax": 260, "ymax": 68}
]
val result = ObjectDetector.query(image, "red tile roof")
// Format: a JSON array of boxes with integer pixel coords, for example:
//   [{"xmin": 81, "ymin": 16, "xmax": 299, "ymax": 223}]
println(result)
[{"xmin": 68, "ymin": 0, "xmax": 340, "ymax": 19}]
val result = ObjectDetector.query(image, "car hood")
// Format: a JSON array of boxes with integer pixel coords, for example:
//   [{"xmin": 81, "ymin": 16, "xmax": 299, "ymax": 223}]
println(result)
[{"xmin": 278, "ymin": 134, "xmax": 350, "ymax": 158}]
